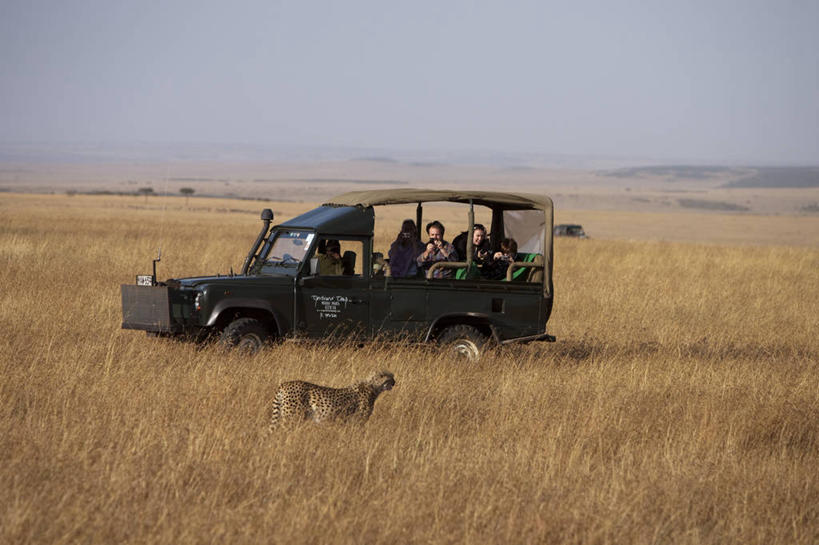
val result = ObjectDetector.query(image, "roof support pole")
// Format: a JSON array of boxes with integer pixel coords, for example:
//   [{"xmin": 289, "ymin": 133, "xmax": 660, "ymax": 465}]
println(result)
[
  {"xmin": 490, "ymin": 206, "xmax": 504, "ymax": 253},
  {"xmin": 415, "ymin": 202, "xmax": 423, "ymax": 242},
  {"xmin": 466, "ymin": 200, "xmax": 474, "ymax": 269}
]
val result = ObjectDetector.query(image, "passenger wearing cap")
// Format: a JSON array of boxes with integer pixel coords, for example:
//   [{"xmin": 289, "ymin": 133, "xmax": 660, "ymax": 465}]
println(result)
[{"xmin": 317, "ymin": 239, "xmax": 344, "ymax": 276}]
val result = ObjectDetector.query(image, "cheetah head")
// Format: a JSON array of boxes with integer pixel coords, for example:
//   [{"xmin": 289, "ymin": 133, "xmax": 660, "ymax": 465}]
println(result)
[{"xmin": 369, "ymin": 371, "xmax": 395, "ymax": 392}]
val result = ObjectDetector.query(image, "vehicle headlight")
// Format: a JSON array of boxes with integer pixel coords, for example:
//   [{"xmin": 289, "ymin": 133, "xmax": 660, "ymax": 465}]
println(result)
[{"xmin": 194, "ymin": 291, "xmax": 203, "ymax": 311}]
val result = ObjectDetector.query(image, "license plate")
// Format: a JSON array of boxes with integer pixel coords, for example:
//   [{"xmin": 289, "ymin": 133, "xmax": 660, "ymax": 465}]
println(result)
[{"xmin": 136, "ymin": 275, "xmax": 154, "ymax": 286}]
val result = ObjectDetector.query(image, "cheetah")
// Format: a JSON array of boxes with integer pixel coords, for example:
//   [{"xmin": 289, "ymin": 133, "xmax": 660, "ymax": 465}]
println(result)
[{"xmin": 269, "ymin": 371, "xmax": 395, "ymax": 430}]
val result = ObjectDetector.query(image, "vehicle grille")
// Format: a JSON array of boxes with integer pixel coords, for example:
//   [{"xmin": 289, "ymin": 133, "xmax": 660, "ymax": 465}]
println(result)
[{"xmin": 121, "ymin": 285, "xmax": 174, "ymax": 331}]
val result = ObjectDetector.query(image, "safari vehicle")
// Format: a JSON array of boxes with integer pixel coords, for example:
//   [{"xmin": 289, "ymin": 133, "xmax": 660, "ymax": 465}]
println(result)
[
  {"xmin": 121, "ymin": 189, "xmax": 556, "ymax": 359},
  {"xmin": 554, "ymin": 223, "xmax": 587, "ymax": 238}
]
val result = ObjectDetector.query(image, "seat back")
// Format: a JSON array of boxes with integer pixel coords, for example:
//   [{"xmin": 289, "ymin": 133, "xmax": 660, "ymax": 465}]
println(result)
[
  {"xmin": 526, "ymin": 254, "xmax": 544, "ymax": 282},
  {"xmin": 341, "ymin": 251, "xmax": 356, "ymax": 275},
  {"xmin": 454, "ymin": 262, "xmax": 480, "ymax": 280},
  {"xmin": 505, "ymin": 253, "xmax": 544, "ymax": 282},
  {"xmin": 511, "ymin": 253, "xmax": 537, "ymax": 281}
]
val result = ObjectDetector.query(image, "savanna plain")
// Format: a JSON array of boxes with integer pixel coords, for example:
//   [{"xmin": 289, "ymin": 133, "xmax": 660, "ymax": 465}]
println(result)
[{"xmin": 1, "ymin": 193, "xmax": 818, "ymax": 544}]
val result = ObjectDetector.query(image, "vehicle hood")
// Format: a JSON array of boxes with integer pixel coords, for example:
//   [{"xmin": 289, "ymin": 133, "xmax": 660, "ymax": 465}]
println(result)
[{"xmin": 167, "ymin": 275, "xmax": 290, "ymax": 288}]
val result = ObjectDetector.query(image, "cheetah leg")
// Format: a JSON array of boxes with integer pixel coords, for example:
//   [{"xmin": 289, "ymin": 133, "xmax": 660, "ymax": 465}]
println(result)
[{"xmin": 308, "ymin": 406, "xmax": 323, "ymax": 423}]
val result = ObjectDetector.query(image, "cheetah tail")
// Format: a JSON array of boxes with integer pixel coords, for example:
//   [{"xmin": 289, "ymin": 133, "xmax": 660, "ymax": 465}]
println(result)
[{"xmin": 268, "ymin": 393, "xmax": 282, "ymax": 433}]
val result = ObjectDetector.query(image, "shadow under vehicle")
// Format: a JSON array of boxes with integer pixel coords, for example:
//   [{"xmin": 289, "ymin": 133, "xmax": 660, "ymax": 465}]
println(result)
[
  {"xmin": 121, "ymin": 189, "xmax": 556, "ymax": 360},
  {"xmin": 554, "ymin": 223, "xmax": 587, "ymax": 238}
]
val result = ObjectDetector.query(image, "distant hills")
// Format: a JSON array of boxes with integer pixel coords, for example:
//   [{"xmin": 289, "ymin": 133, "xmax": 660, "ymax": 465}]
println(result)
[
  {"xmin": 0, "ymin": 142, "xmax": 668, "ymax": 169},
  {"xmin": 600, "ymin": 165, "xmax": 739, "ymax": 180},
  {"xmin": 601, "ymin": 165, "xmax": 819, "ymax": 188},
  {"xmin": 721, "ymin": 167, "xmax": 819, "ymax": 188},
  {"xmin": 1, "ymin": 142, "xmax": 817, "ymax": 186}
]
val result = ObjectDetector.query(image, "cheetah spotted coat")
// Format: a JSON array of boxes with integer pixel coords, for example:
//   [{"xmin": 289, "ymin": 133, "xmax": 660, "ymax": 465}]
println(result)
[{"xmin": 269, "ymin": 371, "xmax": 395, "ymax": 430}]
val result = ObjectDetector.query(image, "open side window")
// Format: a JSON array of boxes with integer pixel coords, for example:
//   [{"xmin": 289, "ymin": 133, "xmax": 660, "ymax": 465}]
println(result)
[
  {"xmin": 309, "ymin": 238, "xmax": 367, "ymax": 277},
  {"xmin": 367, "ymin": 200, "xmax": 547, "ymax": 283}
]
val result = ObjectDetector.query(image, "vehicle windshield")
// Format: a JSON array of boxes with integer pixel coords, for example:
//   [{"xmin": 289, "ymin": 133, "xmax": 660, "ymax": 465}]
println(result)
[{"xmin": 255, "ymin": 230, "xmax": 315, "ymax": 275}]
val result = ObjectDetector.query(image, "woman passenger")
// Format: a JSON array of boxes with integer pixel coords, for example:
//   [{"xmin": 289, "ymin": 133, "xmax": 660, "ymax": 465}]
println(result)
[{"xmin": 388, "ymin": 219, "xmax": 424, "ymax": 278}]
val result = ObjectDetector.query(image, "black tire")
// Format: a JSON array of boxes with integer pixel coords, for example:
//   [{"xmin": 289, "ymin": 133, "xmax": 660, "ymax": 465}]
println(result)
[
  {"xmin": 438, "ymin": 324, "xmax": 488, "ymax": 361},
  {"xmin": 220, "ymin": 317, "xmax": 271, "ymax": 353}
]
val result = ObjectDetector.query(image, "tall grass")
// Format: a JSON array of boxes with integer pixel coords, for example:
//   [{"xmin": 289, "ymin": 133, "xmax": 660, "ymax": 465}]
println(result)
[{"xmin": 1, "ymin": 194, "xmax": 817, "ymax": 544}]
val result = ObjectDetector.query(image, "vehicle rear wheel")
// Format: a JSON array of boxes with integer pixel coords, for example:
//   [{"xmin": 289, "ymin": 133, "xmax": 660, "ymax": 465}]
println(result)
[
  {"xmin": 220, "ymin": 317, "xmax": 271, "ymax": 353},
  {"xmin": 438, "ymin": 324, "xmax": 488, "ymax": 361}
]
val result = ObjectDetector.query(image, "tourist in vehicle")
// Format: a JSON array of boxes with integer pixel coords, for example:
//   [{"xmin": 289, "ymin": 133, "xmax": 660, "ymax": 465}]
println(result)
[
  {"xmin": 482, "ymin": 237, "xmax": 518, "ymax": 280},
  {"xmin": 452, "ymin": 223, "xmax": 491, "ymax": 264},
  {"xmin": 317, "ymin": 239, "xmax": 344, "ymax": 275},
  {"xmin": 388, "ymin": 219, "xmax": 424, "ymax": 278},
  {"xmin": 416, "ymin": 220, "xmax": 457, "ymax": 278}
]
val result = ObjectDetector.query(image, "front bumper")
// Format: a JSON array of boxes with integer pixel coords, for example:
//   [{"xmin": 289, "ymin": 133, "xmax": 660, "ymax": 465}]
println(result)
[{"xmin": 121, "ymin": 285, "xmax": 195, "ymax": 332}]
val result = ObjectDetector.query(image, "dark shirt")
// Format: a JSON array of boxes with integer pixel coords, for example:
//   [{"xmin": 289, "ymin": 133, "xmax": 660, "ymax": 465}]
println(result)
[
  {"xmin": 482, "ymin": 254, "xmax": 513, "ymax": 280},
  {"xmin": 389, "ymin": 240, "xmax": 423, "ymax": 278},
  {"xmin": 452, "ymin": 231, "xmax": 491, "ymax": 264}
]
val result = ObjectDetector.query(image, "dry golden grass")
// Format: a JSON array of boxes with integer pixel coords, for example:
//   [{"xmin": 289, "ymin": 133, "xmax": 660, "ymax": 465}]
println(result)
[{"xmin": 1, "ymin": 193, "xmax": 818, "ymax": 544}]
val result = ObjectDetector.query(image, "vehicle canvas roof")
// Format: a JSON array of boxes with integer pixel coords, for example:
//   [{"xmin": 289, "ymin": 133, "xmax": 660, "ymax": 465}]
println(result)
[
  {"xmin": 279, "ymin": 188, "xmax": 554, "ymax": 236},
  {"xmin": 325, "ymin": 188, "xmax": 553, "ymax": 211}
]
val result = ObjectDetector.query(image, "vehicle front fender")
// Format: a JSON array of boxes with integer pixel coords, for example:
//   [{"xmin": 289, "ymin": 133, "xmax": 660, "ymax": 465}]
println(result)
[{"xmin": 205, "ymin": 298, "xmax": 285, "ymax": 336}]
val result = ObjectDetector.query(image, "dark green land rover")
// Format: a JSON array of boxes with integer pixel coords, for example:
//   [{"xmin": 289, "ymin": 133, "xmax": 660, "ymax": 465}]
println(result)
[{"xmin": 121, "ymin": 189, "xmax": 556, "ymax": 359}]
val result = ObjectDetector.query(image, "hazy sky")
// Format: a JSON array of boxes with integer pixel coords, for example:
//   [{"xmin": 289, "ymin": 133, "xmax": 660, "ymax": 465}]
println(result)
[{"xmin": 1, "ymin": 0, "xmax": 817, "ymax": 164}]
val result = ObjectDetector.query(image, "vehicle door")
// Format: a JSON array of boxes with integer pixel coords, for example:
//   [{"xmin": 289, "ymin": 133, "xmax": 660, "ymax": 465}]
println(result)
[
  {"xmin": 297, "ymin": 238, "xmax": 370, "ymax": 339},
  {"xmin": 369, "ymin": 275, "xmax": 429, "ymax": 341}
]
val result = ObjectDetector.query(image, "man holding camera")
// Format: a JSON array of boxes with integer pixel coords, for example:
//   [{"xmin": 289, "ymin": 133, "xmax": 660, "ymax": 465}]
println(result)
[{"xmin": 416, "ymin": 220, "xmax": 457, "ymax": 278}]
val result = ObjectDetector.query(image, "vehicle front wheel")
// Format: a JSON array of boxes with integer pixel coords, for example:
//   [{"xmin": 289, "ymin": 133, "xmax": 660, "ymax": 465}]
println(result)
[
  {"xmin": 438, "ymin": 324, "xmax": 488, "ymax": 361},
  {"xmin": 220, "ymin": 317, "xmax": 271, "ymax": 353}
]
